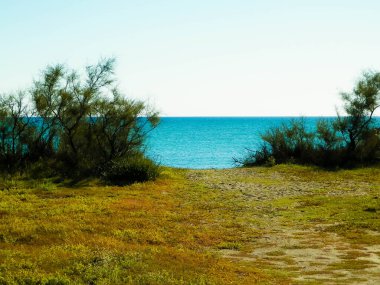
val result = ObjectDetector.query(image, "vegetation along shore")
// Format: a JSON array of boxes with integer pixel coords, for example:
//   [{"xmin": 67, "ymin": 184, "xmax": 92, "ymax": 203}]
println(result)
[
  {"xmin": 0, "ymin": 60, "xmax": 379, "ymax": 284},
  {"xmin": 2, "ymin": 2, "xmax": 380, "ymax": 284}
]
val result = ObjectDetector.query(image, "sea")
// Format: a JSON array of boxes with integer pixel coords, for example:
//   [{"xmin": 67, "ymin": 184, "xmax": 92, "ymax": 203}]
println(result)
[{"xmin": 145, "ymin": 117, "xmax": 335, "ymax": 169}]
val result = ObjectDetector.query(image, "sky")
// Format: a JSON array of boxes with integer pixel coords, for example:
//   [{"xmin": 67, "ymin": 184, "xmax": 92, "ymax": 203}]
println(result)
[{"xmin": 1, "ymin": 0, "xmax": 380, "ymax": 116}]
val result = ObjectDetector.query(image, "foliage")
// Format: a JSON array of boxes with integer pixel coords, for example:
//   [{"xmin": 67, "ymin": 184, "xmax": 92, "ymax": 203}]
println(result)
[
  {"xmin": 0, "ymin": 92, "xmax": 34, "ymax": 171},
  {"xmin": 240, "ymin": 71, "xmax": 380, "ymax": 167},
  {"xmin": 101, "ymin": 155, "xmax": 160, "ymax": 186},
  {"xmin": 0, "ymin": 58, "xmax": 160, "ymax": 183}
]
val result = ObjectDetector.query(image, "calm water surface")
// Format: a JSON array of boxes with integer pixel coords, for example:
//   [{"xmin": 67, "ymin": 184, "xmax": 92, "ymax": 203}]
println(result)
[{"xmin": 146, "ymin": 117, "xmax": 334, "ymax": 169}]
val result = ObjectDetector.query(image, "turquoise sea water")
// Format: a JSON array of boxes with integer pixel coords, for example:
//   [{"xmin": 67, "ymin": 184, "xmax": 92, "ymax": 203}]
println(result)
[{"xmin": 146, "ymin": 117, "xmax": 334, "ymax": 169}]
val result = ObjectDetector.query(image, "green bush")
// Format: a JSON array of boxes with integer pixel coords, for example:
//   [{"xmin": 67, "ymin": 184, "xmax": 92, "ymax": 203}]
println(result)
[
  {"xmin": 101, "ymin": 155, "xmax": 160, "ymax": 186},
  {"xmin": 0, "ymin": 58, "xmax": 160, "ymax": 184},
  {"xmin": 239, "ymin": 118, "xmax": 379, "ymax": 168},
  {"xmin": 240, "ymin": 71, "xmax": 380, "ymax": 169}
]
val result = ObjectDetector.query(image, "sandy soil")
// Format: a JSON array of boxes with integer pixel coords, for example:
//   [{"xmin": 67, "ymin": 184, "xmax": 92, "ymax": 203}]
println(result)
[{"xmin": 186, "ymin": 167, "xmax": 380, "ymax": 284}]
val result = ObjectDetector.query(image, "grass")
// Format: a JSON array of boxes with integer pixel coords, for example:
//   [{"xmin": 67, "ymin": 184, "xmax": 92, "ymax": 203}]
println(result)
[{"xmin": 0, "ymin": 165, "xmax": 379, "ymax": 284}]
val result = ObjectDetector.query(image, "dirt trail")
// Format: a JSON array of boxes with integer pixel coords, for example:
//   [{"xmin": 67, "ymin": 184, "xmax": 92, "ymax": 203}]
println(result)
[{"xmin": 187, "ymin": 167, "xmax": 380, "ymax": 284}]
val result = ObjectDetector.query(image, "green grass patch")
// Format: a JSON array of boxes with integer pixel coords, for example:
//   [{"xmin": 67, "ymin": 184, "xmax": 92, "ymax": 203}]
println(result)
[{"xmin": 0, "ymin": 165, "xmax": 379, "ymax": 284}]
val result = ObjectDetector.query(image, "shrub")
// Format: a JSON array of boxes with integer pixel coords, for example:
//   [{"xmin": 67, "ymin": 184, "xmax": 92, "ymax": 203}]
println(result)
[
  {"xmin": 262, "ymin": 119, "xmax": 315, "ymax": 164},
  {"xmin": 238, "ymin": 119, "xmax": 317, "ymax": 166},
  {"xmin": 101, "ymin": 155, "xmax": 160, "ymax": 186},
  {"xmin": 238, "ymin": 145, "xmax": 274, "ymax": 167},
  {"xmin": 0, "ymin": 58, "xmax": 160, "ymax": 184},
  {"xmin": 240, "ymin": 118, "xmax": 379, "ymax": 168},
  {"xmin": 240, "ymin": 71, "xmax": 380, "ymax": 169}
]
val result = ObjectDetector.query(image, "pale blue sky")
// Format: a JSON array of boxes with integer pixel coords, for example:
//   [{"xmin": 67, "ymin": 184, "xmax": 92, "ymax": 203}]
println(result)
[{"xmin": 1, "ymin": 0, "xmax": 380, "ymax": 116}]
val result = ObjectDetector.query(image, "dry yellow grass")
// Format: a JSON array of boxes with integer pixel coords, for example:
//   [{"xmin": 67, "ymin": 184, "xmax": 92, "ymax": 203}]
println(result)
[{"xmin": 0, "ymin": 165, "xmax": 379, "ymax": 284}]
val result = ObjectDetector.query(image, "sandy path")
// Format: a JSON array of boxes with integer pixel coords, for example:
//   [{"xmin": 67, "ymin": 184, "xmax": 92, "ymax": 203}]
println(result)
[{"xmin": 186, "ymin": 167, "xmax": 380, "ymax": 284}]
